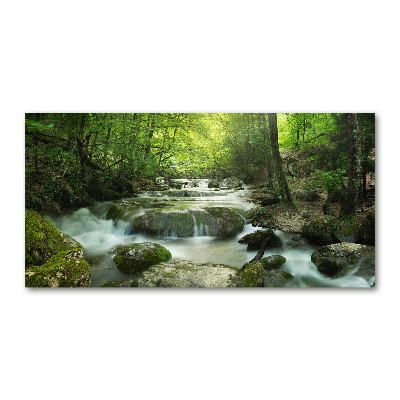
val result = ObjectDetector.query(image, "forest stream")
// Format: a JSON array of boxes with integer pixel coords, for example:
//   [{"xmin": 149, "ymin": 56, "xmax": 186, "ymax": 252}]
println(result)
[{"xmin": 48, "ymin": 180, "xmax": 373, "ymax": 288}]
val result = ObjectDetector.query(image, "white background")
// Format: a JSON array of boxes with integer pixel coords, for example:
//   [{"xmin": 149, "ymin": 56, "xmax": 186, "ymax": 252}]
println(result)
[{"xmin": 1, "ymin": 1, "xmax": 398, "ymax": 399}]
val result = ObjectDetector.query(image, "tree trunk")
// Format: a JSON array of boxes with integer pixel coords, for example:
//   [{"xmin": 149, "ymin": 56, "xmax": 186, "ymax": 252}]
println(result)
[
  {"xmin": 260, "ymin": 113, "xmax": 274, "ymax": 181},
  {"xmin": 76, "ymin": 114, "xmax": 87, "ymax": 179},
  {"xmin": 362, "ymin": 165, "xmax": 367, "ymax": 198},
  {"xmin": 268, "ymin": 113, "xmax": 294, "ymax": 206},
  {"xmin": 340, "ymin": 113, "xmax": 361, "ymax": 216},
  {"xmin": 145, "ymin": 114, "xmax": 156, "ymax": 157}
]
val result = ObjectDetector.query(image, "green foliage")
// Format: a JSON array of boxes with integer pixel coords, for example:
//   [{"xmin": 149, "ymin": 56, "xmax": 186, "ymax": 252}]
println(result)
[
  {"xmin": 325, "ymin": 215, "xmax": 342, "ymax": 234},
  {"xmin": 249, "ymin": 207, "xmax": 269, "ymax": 221},
  {"xmin": 326, "ymin": 213, "xmax": 356, "ymax": 236},
  {"xmin": 315, "ymin": 169, "xmax": 346, "ymax": 196},
  {"xmin": 25, "ymin": 113, "xmax": 374, "ymax": 215},
  {"xmin": 234, "ymin": 262, "xmax": 264, "ymax": 287}
]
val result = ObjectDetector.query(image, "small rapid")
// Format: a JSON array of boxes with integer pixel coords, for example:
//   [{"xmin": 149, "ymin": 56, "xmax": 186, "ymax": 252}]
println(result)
[{"xmin": 52, "ymin": 207, "xmax": 135, "ymax": 257}]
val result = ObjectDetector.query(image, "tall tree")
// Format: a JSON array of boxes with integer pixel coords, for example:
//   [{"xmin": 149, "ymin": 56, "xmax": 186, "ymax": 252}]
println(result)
[
  {"xmin": 267, "ymin": 113, "xmax": 293, "ymax": 206},
  {"xmin": 340, "ymin": 113, "xmax": 361, "ymax": 216},
  {"xmin": 259, "ymin": 113, "xmax": 275, "ymax": 180}
]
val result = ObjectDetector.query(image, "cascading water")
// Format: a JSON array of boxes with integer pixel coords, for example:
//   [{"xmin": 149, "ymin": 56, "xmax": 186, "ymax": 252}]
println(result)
[
  {"xmin": 52, "ymin": 207, "xmax": 134, "ymax": 257},
  {"xmin": 48, "ymin": 180, "xmax": 374, "ymax": 287}
]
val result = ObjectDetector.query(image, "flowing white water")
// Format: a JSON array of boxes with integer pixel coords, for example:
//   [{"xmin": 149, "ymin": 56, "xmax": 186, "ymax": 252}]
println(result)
[
  {"xmin": 52, "ymin": 207, "xmax": 135, "ymax": 257},
  {"xmin": 48, "ymin": 180, "xmax": 373, "ymax": 287}
]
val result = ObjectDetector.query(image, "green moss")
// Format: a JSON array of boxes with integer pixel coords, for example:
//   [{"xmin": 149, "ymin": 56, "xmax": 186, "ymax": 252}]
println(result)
[
  {"xmin": 25, "ymin": 249, "xmax": 90, "ymax": 287},
  {"xmin": 25, "ymin": 209, "xmax": 82, "ymax": 268},
  {"xmin": 260, "ymin": 255, "xmax": 286, "ymax": 270},
  {"xmin": 342, "ymin": 222, "xmax": 358, "ymax": 236},
  {"xmin": 234, "ymin": 262, "xmax": 264, "ymax": 287},
  {"xmin": 113, "ymin": 242, "xmax": 172, "ymax": 273}
]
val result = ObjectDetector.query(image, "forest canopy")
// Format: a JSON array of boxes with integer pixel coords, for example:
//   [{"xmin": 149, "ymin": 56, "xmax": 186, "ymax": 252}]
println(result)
[{"xmin": 25, "ymin": 113, "xmax": 375, "ymax": 217}]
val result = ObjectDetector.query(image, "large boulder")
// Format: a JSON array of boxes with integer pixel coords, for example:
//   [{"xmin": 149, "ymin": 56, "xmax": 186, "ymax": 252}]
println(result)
[
  {"xmin": 264, "ymin": 270, "xmax": 294, "ymax": 287},
  {"xmin": 203, "ymin": 207, "xmax": 245, "ymax": 236},
  {"xmin": 301, "ymin": 216, "xmax": 340, "ymax": 245},
  {"xmin": 25, "ymin": 249, "xmax": 91, "ymax": 287},
  {"xmin": 113, "ymin": 242, "xmax": 172, "ymax": 274},
  {"xmin": 250, "ymin": 192, "xmax": 280, "ymax": 206},
  {"xmin": 238, "ymin": 229, "xmax": 282, "ymax": 250},
  {"xmin": 136, "ymin": 260, "xmax": 238, "ymax": 287},
  {"xmin": 311, "ymin": 242, "xmax": 375, "ymax": 277},
  {"xmin": 132, "ymin": 210, "xmax": 195, "ymax": 237},
  {"xmin": 25, "ymin": 209, "xmax": 82, "ymax": 269},
  {"xmin": 131, "ymin": 207, "xmax": 245, "ymax": 238}
]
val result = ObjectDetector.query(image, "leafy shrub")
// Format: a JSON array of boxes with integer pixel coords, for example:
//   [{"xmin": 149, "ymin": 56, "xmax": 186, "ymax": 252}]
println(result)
[{"xmin": 315, "ymin": 169, "xmax": 346, "ymax": 197}]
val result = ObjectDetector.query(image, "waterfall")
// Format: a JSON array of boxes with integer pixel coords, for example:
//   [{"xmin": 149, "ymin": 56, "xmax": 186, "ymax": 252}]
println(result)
[
  {"xmin": 192, "ymin": 214, "xmax": 199, "ymax": 237},
  {"xmin": 55, "ymin": 207, "xmax": 134, "ymax": 256}
]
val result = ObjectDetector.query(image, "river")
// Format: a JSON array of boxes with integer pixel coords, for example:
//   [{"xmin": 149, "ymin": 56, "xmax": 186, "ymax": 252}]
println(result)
[{"xmin": 48, "ymin": 180, "xmax": 373, "ymax": 287}]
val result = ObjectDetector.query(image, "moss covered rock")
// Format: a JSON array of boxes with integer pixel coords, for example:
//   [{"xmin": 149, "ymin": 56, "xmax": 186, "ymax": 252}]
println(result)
[
  {"xmin": 25, "ymin": 249, "xmax": 91, "ymax": 287},
  {"xmin": 337, "ymin": 221, "xmax": 360, "ymax": 243},
  {"xmin": 137, "ymin": 260, "xmax": 238, "ymax": 287},
  {"xmin": 132, "ymin": 210, "xmax": 194, "ymax": 237},
  {"xmin": 260, "ymin": 255, "xmax": 286, "ymax": 270},
  {"xmin": 301, "ymin": 216, "xmax": 340, "ymax": 245},
  {"xmin": 113, "ymin": 242, "xmax": 172, "ymax": 273},
  {"xmin": 232, "ymin": 262, "xmax": 264, "ymax": 287},
  {"xmin": 311, "ymin": 242, "xmax": 375, "ymax": 277},
  {"xmin": 131, "ymin": 207, "xmax": 245, "ymax": 238},
  {"xmin": 202, "ymin": 207, "xmax": 245, "ymax": 236},
  {"xmin": 264, "ymin": 270, "xmax": 294, "ymax": 287},
  {"xmin": 25, "ymin": 209, "xmax": 82, "ymax": 269},
  {"xmin": 238, "ymin": 229, "xmax": 282, "ymax": 250},
  {"xmin": 250, "ymin": 192, "xmax": 280, "ymax": 206}
]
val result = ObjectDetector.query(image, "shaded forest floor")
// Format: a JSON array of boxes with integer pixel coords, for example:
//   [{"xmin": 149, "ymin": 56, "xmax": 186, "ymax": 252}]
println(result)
[{"xmin": 246, "ymin": 147, "xmax": 375, "ymax": 240}]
